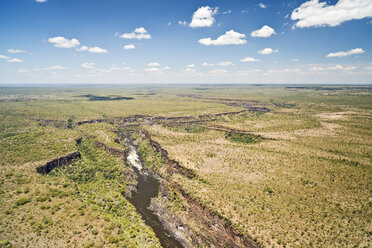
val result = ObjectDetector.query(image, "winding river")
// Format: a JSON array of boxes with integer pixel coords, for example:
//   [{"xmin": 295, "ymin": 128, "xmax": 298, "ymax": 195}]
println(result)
[{"xmin": 123, "ymin": 133, "xmax": 183, "ymax": 248}]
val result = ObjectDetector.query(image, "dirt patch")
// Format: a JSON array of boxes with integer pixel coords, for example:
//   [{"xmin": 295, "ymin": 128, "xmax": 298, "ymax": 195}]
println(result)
[{"xmin": 314, "ymin": 112, "xmax": 355, "ymax": 120}]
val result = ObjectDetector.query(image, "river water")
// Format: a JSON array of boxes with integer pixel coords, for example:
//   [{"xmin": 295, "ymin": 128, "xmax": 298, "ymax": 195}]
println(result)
[{"xmin": 123, "ymin": 133, "xmax": 183, "ymax": 248}]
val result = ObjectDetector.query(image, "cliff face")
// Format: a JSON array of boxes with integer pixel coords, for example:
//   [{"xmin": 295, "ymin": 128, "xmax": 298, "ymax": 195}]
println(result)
[{"xmin": 36, "ymin": 151, "xmax": 81, "ymax": 174}]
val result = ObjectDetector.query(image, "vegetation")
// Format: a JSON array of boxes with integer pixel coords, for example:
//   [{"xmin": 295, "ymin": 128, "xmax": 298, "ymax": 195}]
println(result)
[
  {"xmin": 225, "ymin": 131, "xmax": 262, "ymax": 144},
  {"xmin": 1, "ymin": 84, "xmax": 371, "ymax": 247}
]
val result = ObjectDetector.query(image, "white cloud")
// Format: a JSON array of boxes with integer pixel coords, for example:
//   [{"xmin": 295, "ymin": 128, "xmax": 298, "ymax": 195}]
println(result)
[
  {"xmin": 189, "ymin": 6, "xmax": 218, "ymax": 28},
  {"xmin": 326, "ymin": 48, "xmax": 365, "ymax": 58},
  {"xmin": 186, "ymin": 64, "xmax": 195, "ymax": 68},
  {"xmin": 328, "ymin": 64, "xmax": 356, "ymax": 70},
  {"xmin": 258, "ymin": 48, "xmax": 278, "ymax": 55},
  {"xmin": 283, "ymin": 68, "xmax": 301, "ymax": 73},
  {"xmin": 168, "ymin": 22, "xmax": 171, "ymax": 26},
  {"xmin": 259, "ymin": 3, "xmax": 267, "ymax": 9},
  {"xmin": 309, "ymin": 66, "xmax": 325, "ymax": 71},
  {"xmin": 0, "ymin": 55, "xmax": 10, "ymax": 60},
  {"xmin": 35, "ymin": 0, "xmax": 47, "ymax": 2},
  {"xmin": 17, "ymin": 69, "xmax": 29, "ymax": 73},
  {"xmin": 217, "ymin": 61, "xmax": 233, "ymax": 66},
  {"xmin": 291, "ymin": 58, "xmax": 300, "ymax": 62},
  {"xmin": 35, "ymin": 65, "xmax": 66, "ymax": 71},
  {"xmin": 8, "ymin": 49, "xmax": 24, "ymax": 53},
  {"xmin": 81, "ymin": 62, "xmax": 95, "ymax": 69},
  {"xmin": 99, "ymin": 65, "xmax": 134, "ymax": 73},
  {"xmin": 291, "ymin": 0, "xmax": 372, "ymax": 28},
  {"xmin": 240, "ymin": 57, "xmax": 260, "ymax": 62},
  {"xmin": 123, "ymin": 44, "xmax": 136, "ymax": 50},
  {"xmin": 76, "ymin": 46, "xmax": 108, "ymax": 53},
  {"xmin": 48, "ymin": 36, "xmax": 80, "ymax": 48},
  {"xmin": 145, "ymin": 68, "xmax": 159, "ymax": 72},
  {"xmin": 310, "ymin": 64, "xmax": 357, "ymax": 71},
  {"xmin": 8, "ymin": 58, "xmax": 23, "ymax": 63},
  {"xmin": 185, "ymin": 68, "xmax": 196, "ymax": 72},
  {"xmin": 88, "ymin": 47, "xmax": 108, "ymax": 53},
  {"xmin": 145, "ymin": 66, "xmax": 169, "ymax": 72},
  {"xmin": 120, "ymin": 27, "xmax": 151, "ymax": 39},
  {"xmin": 209, "ymin": 68, "xmax": 228, "ymax": 75},
  {"xmin": 147, "ymin": 62, "xmax": 160, "ymax": 67},
  {"xmin": 201, "ymin": 62, "xmax": 214, "ymax": 66},
  {"xmin": 251, "ymin": 25, "xmax": 276, "ymax": 37},
  {"xmin": 222, "ymin": 9, "xmax": 232, "ymax": 14},
  {"xmin": 178, "ymin": 20, "xmax": 187, "ymax": 25},
  {"xmin": 199, "ymin": 30, "xmax": 247, "ymax": 46}
]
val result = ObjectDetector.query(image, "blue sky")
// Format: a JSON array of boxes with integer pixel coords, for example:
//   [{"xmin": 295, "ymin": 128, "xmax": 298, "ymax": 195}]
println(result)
[{"xmin": 0, "ymin": 0, "xmax": 372, "ymax": 84}]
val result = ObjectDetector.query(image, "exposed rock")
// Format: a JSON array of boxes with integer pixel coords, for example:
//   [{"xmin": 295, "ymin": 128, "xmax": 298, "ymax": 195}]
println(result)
[{"xmin": 36, "ymin": 151, "xmax": 81, "ymax": 174}]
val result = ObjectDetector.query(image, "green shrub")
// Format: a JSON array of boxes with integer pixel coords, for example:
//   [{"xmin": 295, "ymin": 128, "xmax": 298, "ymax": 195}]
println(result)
[
  {"xmin": 15, "ymin": 198, "xmax": 31, "ymax": 206},
  {"xmin": 0, "ymin": 240, "xmax": 12, "ymax": 248},
  {"xmin": 225, "ymin": 132, "xmax": 262, "ymax": 144}
]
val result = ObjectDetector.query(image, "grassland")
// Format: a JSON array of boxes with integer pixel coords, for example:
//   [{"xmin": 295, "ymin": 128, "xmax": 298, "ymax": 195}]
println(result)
[{"xmin": 0, "ymin": 84, "xmax": 371, "ymax": 247}]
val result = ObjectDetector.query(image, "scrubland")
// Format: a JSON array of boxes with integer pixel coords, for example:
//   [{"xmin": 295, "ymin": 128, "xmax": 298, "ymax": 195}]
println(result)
[{"xmin": 0, "ymin": 85, "xmax": 371, "ymax": 247}]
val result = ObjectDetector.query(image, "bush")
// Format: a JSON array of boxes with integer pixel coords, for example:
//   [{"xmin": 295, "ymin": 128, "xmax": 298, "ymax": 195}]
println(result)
[
  {"xmin": 0, "ymin": 240, "xmax": 12, "ymax": 248},
  {"xmin": 15, "ymin": 198, "xmax": 31, "ymax": 206},
  {"xmin": 225, "ymin": 132, "xmax": 262, "ymax": 144}
]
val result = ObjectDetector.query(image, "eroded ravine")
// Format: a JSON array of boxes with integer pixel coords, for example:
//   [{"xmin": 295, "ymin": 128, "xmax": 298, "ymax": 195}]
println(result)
[{"xmin": 122, "ymin": 132, "xmax": 183, "ymax": 248}]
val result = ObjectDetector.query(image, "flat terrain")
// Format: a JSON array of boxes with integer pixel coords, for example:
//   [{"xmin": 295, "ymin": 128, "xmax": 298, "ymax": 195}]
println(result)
[{"xmin": 0, "ymin": 84, "xmax": 371, "ymax": 247}]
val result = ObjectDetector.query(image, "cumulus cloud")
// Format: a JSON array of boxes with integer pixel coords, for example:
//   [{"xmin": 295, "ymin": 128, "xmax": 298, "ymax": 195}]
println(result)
[
  {"xmin": 240, "ymin": 57, "xmax": 260, "ymax": 62},
  {"xmin": 8, "ymin": 49, "xmax": 25, "ymax": 53},
  {"xmin": 326, "ymin": 48, "xmax": 365, "ymax": 57},
  {"xmin": 189, "ymin": 6, "xmax": 218, "ymax": 28},
  {"xmin": 328, "ymin": 64, "xmax": 356, "ymax": 70},
  {"xmin": 147, "ymin": 62, "xmax": 160, "ymax": 67},
  {"xmin": 259, "ymin": 3, "xmax": 267, "ymax": 9},
  {"xmin": 76, "ymin": 46, "xmax": 108, "ymax": 53},
  {"xmin": 217, "ymin": 61, "xmax": 233, "ymax": 66},
  {"xmin": 309, "ymin": 66, "xmax": 325, "ymax": 71},
  {"xmin": 310, "ymin": 64, "xmax": 357, "ymax": 71},
  {"xmin": 199, "ymin": 30, "xmax": 247, "ymax": 46},
  {"xmin": 99, "ymin": 65, "xmax": 134, "ymax": 73},
  {"xmin": 123, "ymin": 44, "xmax": 136, "ymax": 50},
  {"xmin": 291, "ymin": 0, "xmax": 372, "ymax": 28},
  {"xmin": 178, "ymin": 20, "xmax": 187, "ymax": 25},
  {"xmin": 209, "ymin": 68, "xmax": 228, "ymax": 75},
  {"xmin": 81, "ymin": 62, "xmax": 95, "ymax": 69},
  {"xmin": 0, "ymin": 54, "xmax": 23, "ymax": 63},
  {"xmin": 201, "ymin": 62, "xmax": 214, "ymax": 66},
  {"xmin": 8, "ymin": 58, "xmax": 23, "ymax": 63},
  {"xmin": 186, "ymin": 64, "xmax": 195, "ymax": 68},
  {"xmin": 251, "ymin": 25, "xmax": 276, "ymax": 37},
  {"xmin": 35, "ymin": 0, "xmax": 47, "ymax": 2},
  {"xmin": 145, "ymin": 66, "xmax": 170, "ymax": 72},
  {"xmin": 120, "ymin": 27, "xmax": 151, "ymax": 39},
  {"xmin": 0, "ymin": 55, "xmax": 10, "ymax": 60},
  {"xmin": 48, "ymin": 36, "xmax": 80, "ymax": 48},
  {"xmin": 17, "ymin": 69, "xmax": 29, "ymax": 73},
  {"xmin": 185, "ymin": 68, "xmax": 197, "ymax": 73},
  {"xmin": 35, "ymin": 65, "xmax": 66, "ymax": 71},
  {"xmin": 258, "ymin": 48, "xmax": 278, "ymax": 54}
]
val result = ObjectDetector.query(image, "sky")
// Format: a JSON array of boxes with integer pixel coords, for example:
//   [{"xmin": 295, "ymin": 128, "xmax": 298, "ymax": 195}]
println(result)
[{"xmin": 0, "ymin": 0, "xmax": 372, "ymax": 84}]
